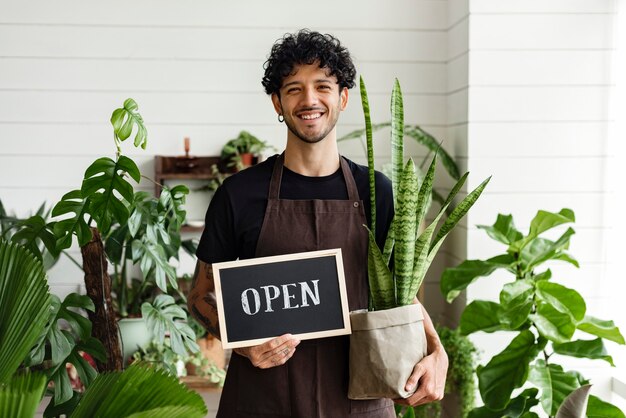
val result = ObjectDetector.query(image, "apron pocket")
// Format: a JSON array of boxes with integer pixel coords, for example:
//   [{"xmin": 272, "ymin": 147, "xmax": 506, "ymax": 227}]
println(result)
[{"xmin": 236, "ymin": 356, "xmax": 291, "ymax": 416}]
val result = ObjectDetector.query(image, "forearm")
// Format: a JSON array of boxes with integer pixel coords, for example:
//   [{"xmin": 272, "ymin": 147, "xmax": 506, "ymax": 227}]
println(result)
[{"xmin": 188, "ymin": 261, "xmax": 222, "ymax": 339}]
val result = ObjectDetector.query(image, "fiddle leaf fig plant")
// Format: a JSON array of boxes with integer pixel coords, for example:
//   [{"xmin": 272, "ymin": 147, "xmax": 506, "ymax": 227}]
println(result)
[
  {"xmin": 441, "ymin": 209, "xmax": 625, "ymax": 417},
  {"xmin": 361, "ymin": 77, "xmax": 490, "ymax": 310}
]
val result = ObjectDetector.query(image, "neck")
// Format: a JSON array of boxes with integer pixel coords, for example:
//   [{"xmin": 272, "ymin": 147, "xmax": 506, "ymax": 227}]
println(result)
[{"xmin": 283, "ymin": 135, "xmax": 340, "ymax": 177}]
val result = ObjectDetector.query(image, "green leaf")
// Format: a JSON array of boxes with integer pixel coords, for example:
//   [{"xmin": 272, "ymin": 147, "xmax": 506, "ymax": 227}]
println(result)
[
  {"xmin": 441, "ymin": 254, "xmax": 514, "ymax": 303},
  {"xmin": 0, "ymin": 372, "xmax": 48, "ymax": 418},
  {"xmin": 477, "ymin": 214, "xmax": 524, "ymax": 245},
  {"xmin": 10, "ymin": 215, "xmax": 59, "ymax": 260},
  {"xmin": 477, "ymin": 330, "xmax": 542, "ymax": 410},
  {"xmin": 577, "ymin": 316, "xmax": 625, "ymax": 344},
  {"xmin": 0, "ymin": 240, "xmax": 52, "ymax": 384},
  {"xmin": 511, "ymin": 209, "xmax": 575, "ymax": 252},
  {"xmin": 529, "ymin": 361, "xmax": 581, "ymax": 415},
  {"xmin": 110, "ymin": 98, "xmax": 148, "ymax": 149},
  {"xmin": 52, "ymin": 189, "xmax": 93, "ymax": 249},
  {"xmin": 529, "ymin": 302, "xmax": 576, "ymax": 343},
  {"xmin": 468, "ymin": 388, "xmax": 539, "ymax": 418},
  {"xmin": 535, "ymin": 281, "xmax": 586, "ymax": 322},
  {"xmin": 587, "ymin": 395, "xmax": 626, "ymax": 418},
  {"xmin": 72, "ymin": 363, "xmax": 207, "ymax": 418},
  {"xmin": 390, "ymin": 78, "xmax": 404, "ymax": 208},
  {"xmin": 131, "ymin": 239, "xmax": 177, "ymax": 292},
  {"xmin": 366, "ymin": 228, "xmax": 395, "ymax": 310},
  {"xmin": 499, "ymin": 279, "xmax": 534, "ymax": 329},
  {"xmin": 520, "ymin": 227, "xmax": 577, "ymax": 273},
  {"xmin": 460, "ymin": 301, "xmax": 504, "ymax": 335},
  {"xmin": 142, "ymin": 296, "xmax": 199, "ymax": 356},
  {"xmin": 553, "ymin": 338, "xmax": 614, "ymax": 366}
]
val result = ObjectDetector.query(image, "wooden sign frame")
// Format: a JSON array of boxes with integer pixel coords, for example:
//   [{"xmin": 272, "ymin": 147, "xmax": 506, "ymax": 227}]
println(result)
[{"xmin": 212, "ymin": 248, "xmax": 351, "ymax": 349}]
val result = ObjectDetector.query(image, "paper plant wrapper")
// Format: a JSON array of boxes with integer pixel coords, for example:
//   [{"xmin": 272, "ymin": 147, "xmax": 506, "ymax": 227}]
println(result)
[{"xmin": 348, "ymin": 303, "xmax": 428, "ymax": 400}]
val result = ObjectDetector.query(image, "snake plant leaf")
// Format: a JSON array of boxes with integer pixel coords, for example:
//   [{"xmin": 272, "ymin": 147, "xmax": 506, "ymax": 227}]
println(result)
[
  {"xmin": 366, "ymin": 228, "xmax": 395, "ymax": 310},
  {"xmin": 577, "ymin": 316, "xmax": 625, "ymax": 344},
  {"xmin": 459, "ymin": 301, "xmax": 504, "ymax": 335},
  {"xmin": 529, "ymin": 302, "xmax": 576, "ymax": 343},
  {"xmin": 394, "ymin": 159, "xmax": 419, "ymax": 304},
  {"xmin": 0, "ymin": 240, "xmax": 52, "ymax": 384},
  {"xmin": 529, "ymin": 361, "xmax": 583, "ymax": 416},
  {"xmin": 535, "ymin": 281, "xmax": 586, "ymax": 322},
  {"xmin": 72, "ymin": 363, "xmax": 207, "ymax": 418},
  {"xmin": 477, "ymin": 214, "xmax": 524, "ymax": 245},
  {"xmin": 467, "ymin": 388, "xmax": 539, "ymax": 418},
  {"xmin": 142, "ymin": 295, "xmax": 199, "ymax": 356},
  {"xmin": 360, "ymin": 76, "xmax": 377, "ymax": 233},
  {"xmin": 586, "ymin": 395, "xmax": 626, "ymax": 418},
  {"xmin": 415, "ymin": 153, "xmax": 437, "ymax": 237},
  {"xmin": 553, "ymin": 338, "xmax": 614, "ymax": 366},
  {"xmin": 390, "ymin": 79, "xmax": 404, "ymax": 207},
  {"xmin": 110, "ymin": 98, "xmax": 148, "ymax": 149},
  {"xmin": 52, "ymin": 190, "xmax": 93, "ymax": 249},
  {"xmin": 555, "ymin": 384, "xmax": 591, "ymax": 418},
  {"xmin": 477, "ymin": 330, "xmax": 543, "ymax": 411},
  {"xmin": 430, "ymin": 175, "xmax": 492, "ymax": 254},
  {"xmin": 441, "ymin": 254, "xmax": 514, "ymax": 303},
  {"xmin": 0, "ymin": 372, "xmax": 48, "ymax": 418}
]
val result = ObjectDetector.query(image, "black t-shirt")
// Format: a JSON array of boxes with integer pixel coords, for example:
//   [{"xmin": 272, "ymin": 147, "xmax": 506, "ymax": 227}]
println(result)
[{"xmin": 196, "ymin": 154, "xmax": 394, "ymax": 264}]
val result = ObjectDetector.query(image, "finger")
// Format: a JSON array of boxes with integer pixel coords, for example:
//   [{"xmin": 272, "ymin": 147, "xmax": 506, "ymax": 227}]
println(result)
[
  {"xmin": 405, "ymin": 363, "xmax": 426, "ymax": 393},
  {"xmin": 258, "ymin": 343, "xmax": 298, "ymax": 369},
  {"xmin": 256, "ymin": 335, "xmax": 300, "ymax": 365}
]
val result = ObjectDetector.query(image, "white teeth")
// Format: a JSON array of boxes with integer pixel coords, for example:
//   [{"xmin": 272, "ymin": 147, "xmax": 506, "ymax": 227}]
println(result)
[{"xmin": 300, "ymin": 113, "xmax": 321, "ymax": 120}]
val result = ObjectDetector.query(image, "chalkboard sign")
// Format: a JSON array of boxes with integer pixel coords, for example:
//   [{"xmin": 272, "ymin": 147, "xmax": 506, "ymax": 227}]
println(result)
[{"xmin": 212, "ymin": 248, "xmax": 351, "ymax": 349}]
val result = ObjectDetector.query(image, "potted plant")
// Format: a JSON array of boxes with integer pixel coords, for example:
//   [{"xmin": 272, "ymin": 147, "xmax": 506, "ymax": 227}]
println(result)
[
  {"xmin": 220, "ymin": 130, "xmax": 274, "ymax": 171},
  {"xmin": 440, "ymin": 209, "xmax": 625, "ymax": 416},
  {"xmin": 347, "ymin": 77, "xmax": 490, "ymax": 400}
]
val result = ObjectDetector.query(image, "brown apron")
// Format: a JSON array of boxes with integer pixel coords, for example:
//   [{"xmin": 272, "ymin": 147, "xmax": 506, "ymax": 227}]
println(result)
[{"xmin": 216, "ymin": 154, "xmax": 394, "ymax": 418}]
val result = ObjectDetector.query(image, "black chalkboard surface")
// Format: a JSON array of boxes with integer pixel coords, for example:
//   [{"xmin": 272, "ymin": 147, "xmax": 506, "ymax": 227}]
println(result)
[{"xmin": 212, "ymin": 248, "xmax": 351, "ymax": 349}]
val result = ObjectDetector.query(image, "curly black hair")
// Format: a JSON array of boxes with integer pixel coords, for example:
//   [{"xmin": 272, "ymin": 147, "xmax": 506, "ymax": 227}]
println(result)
[{"xmin": 262, "ymin": 29, "xmax": 357, "ymax": 96}]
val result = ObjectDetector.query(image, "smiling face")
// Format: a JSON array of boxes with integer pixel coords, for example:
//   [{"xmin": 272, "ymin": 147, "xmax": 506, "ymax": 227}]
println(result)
[{"xmin": 272, "ymin": 63, "xmax": 348, "ymax": 144}]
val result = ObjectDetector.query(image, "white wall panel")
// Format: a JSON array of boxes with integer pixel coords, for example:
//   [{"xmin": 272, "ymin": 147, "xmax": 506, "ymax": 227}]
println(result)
[{"xmin": 471, "ymin": 0, "xmax": 615, "ymax": 14}]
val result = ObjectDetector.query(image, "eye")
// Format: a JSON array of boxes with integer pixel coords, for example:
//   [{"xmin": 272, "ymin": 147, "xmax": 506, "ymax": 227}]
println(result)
[
  {"xmin": 318, "ymin": 85, "xmax": 331, "ymax": 90},
  {"xmin": 287, "ymin": 87, "xmax": 300, "ymax": 94}
]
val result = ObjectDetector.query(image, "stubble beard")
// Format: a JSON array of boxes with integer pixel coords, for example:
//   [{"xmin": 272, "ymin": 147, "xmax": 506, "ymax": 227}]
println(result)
[{"xmin": 283, "ymin": 107, "xmax": 341, "ymax": 145}]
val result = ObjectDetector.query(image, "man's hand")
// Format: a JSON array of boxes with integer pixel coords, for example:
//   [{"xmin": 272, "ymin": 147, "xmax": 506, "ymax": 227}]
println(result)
[
  {"xmin": 394, "ymin": 346, "xmax": 448, "ymax": 407},
  {"xmin": 234, "ymin": 334, "xmax": 301, "ymax": 369}
]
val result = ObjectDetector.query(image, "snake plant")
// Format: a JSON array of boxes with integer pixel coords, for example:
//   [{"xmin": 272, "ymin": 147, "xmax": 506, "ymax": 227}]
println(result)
[{"xmin": 361, "ymin": 77, "xmax": 491, "ymax": 310}]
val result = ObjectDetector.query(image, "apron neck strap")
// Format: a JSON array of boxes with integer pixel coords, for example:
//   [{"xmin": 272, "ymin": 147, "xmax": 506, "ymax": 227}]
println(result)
[{"xmin": 268, "ymin": 153, "xmax": 360, "ymax": 201}]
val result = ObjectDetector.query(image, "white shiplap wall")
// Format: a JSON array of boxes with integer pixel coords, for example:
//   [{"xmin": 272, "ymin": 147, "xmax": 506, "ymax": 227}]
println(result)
[
  {"xmin": 0, "ymin": 0, "xmax": 448, "ymax": 299},
  {"xmin": 460, "ymin": 0, "xmax": 623, "ymax": 408}
]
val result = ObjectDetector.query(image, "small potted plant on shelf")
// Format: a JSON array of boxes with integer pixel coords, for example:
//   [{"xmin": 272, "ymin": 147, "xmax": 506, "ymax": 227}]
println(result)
[
  {"xmin": 220, "ymin": 130, "xmax": 274, "ymax": 171},
  {"xmin": 347, "ymin": 77, "xmax": 490, "ymax": 400}
]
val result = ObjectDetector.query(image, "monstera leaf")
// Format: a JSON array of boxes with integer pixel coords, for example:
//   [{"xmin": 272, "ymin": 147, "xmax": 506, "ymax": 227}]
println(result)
[
  {"xmin": 142, "ymin": 295, "xmax": 199, "ymax": 357},
  {"xmin": 111, "ymin": 98, "xmax": 148, "ymax": 149}
]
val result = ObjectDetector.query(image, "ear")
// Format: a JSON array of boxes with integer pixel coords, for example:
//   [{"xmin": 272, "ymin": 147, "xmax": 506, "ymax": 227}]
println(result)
[
  {"xmin": 271, "ymin": 93, "xmax": 282, "ymax": 115},
  {"xmin": 340, "ymin": 87, "xmax": 348, "ymax": 111}
]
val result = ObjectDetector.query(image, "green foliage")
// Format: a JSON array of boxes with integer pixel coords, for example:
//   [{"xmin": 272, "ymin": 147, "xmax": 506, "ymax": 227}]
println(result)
[
  {"xmin": 70, "ymin": 363, "xmax": 207, "ymax": 418},
  {"xmin": 220, "ymin": 130, "xmax": 275, "ymax": 169},
  {"xmin": 360, "ymin": 77, "xmax": 490, "ymax": 310},
  {"xmin": 111, "ymin": 98, "xmax": 148, "ymax": 151},
  {"xmin": 0, "ymin": 372, "xmax": 48, "ymax": 418},
  {"xmin": 142, "ymin": 295, "xmax": 199, "ymax": 357},
  {"xmin": 0, "ymin": 240, "xmax": 52, "ymax": 384},
  {"xmin": 441, "ymin": 209, "xmax": 625, "ymax": 417}
]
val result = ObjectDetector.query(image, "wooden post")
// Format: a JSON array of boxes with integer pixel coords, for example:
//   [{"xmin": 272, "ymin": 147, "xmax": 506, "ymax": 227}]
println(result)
[{"xmin": 81, "ymin": 227, "xmax": 123, "ymax": 371}]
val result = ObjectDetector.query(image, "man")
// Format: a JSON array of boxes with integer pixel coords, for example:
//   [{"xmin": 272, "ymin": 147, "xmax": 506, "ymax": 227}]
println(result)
[{"xmin": 188, "ymin": 29, "xmax": 448, "ymax": 417}]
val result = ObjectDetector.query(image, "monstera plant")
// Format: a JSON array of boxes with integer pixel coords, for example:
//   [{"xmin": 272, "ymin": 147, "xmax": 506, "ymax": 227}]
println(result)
[{"xmin": 441, "ymin": 209, "xmax": 625, "ymax": 417}]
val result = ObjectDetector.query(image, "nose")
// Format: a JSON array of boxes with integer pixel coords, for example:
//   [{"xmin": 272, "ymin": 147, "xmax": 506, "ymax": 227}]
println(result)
[{"xmin": 300, "ymin": 86, "xmax": 319, "ymax": 107}]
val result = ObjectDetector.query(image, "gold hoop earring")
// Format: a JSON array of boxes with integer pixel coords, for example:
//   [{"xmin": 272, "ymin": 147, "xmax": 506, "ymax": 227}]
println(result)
[{"xmin": 278, "ymin": 114, "xmax": 284, "ymax": 123}]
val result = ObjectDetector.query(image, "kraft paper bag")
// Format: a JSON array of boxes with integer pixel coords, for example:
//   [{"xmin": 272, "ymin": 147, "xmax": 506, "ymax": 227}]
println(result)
[{"xmin": 348, "ymin": 303, "xmax": 428, "ymax": 400}]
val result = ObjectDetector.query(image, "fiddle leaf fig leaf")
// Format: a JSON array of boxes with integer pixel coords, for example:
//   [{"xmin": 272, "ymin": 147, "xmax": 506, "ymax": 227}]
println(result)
[
  {"xmin": 528, "ymin": 209, "xmax": 575, "ymax": 240},
  {"xmin": 529, "ymin": 361, "xmax": 581, "ymax": 415},
  {"xmin": 499, "ymin": 279, "xmax": 534, "ymax": 329},
  {"xmin": 477, "ymin": 214, "xmax": 524, "ymax": 245},
  {"xmin": 52, "ymin": 190, "xmax": 93, "ymax": 249},
  {"xmin": 441, "ymin": 254, "xmax": 514, "ymax": 303},
  {"xmin": 110, "ymin": 98, "xmax": 148, "ymax": 149},
  {"xmin": 586, "ymin": 395, "xmax": 626, "ymax": 418},
  {"xmin": 577, "ymin": 316, "xmax": 625, "ymax": 344},
  {"xmin": 477, "ymin": 330, "xmax": 542, "ymax": 411},
  {"xmin": 468, "ymin": 388, "xmax": 539, "ymax": 418},
  {"xmin": 460, "ymin": 301, "xmax": 504, "ymax": 335},
  {"xmin": 535, "ymin": 281, "xmax": 586, "ymax": 322},
  {"xmin": 529, "ymin": 302, "xmax": 576, "ymax": 343},
  {"xmin": 521, "ymin": 227, "xmax": 576, "ymax": 272},
  {"xmin": 553, "ymin": 338, "xmax": 615, "ymax": 366}
]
